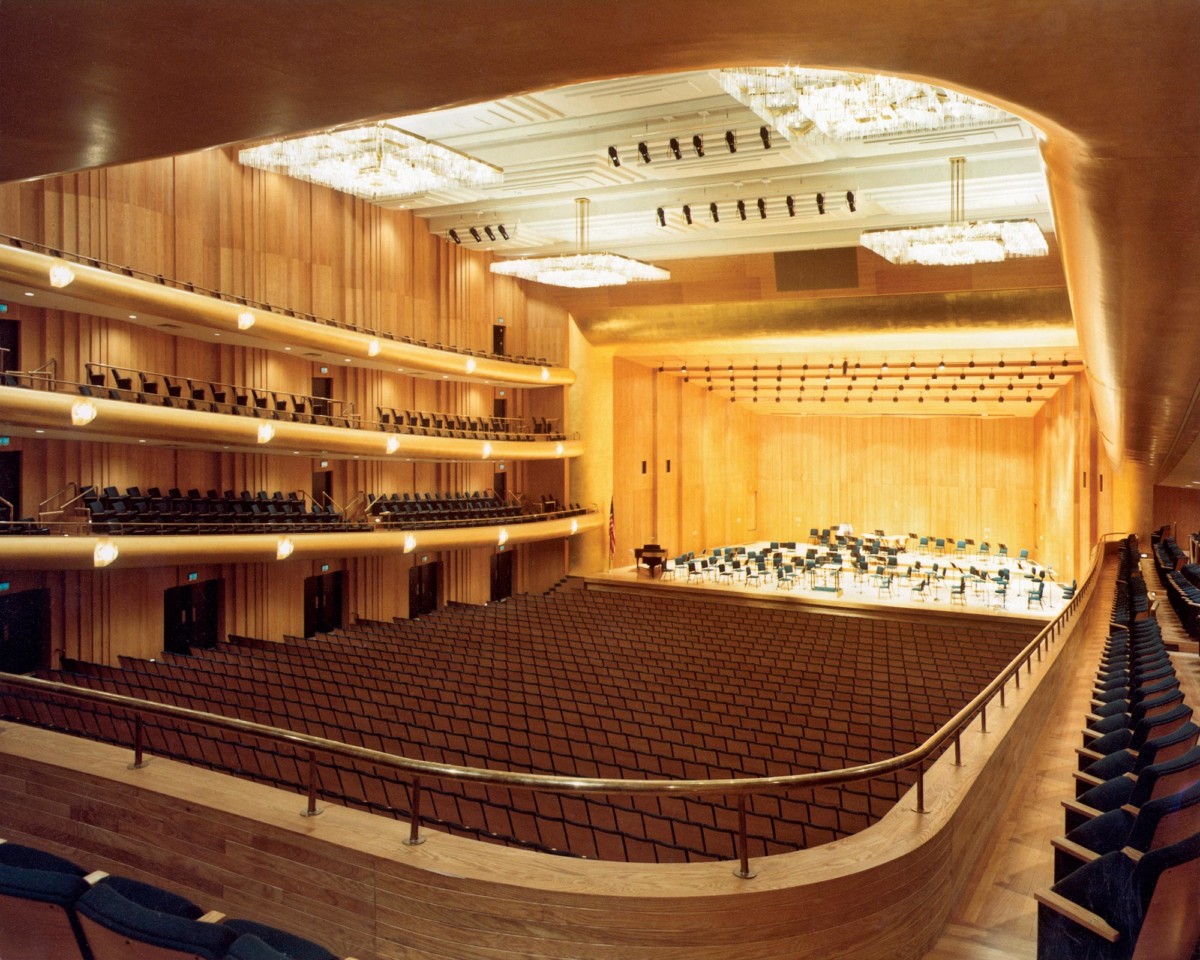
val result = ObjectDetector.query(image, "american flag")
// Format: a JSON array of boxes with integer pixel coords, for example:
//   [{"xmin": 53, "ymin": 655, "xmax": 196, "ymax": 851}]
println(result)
[{"xmin": 608, "ymin": 497, "xmax": 616, "ymax": 563}]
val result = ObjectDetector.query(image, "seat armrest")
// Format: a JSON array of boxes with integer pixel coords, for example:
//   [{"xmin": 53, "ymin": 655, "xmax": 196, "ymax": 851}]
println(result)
[
  {"xmin": 1033, "ymin": 889, "xmax": 1120, "ymax": 942},
  {"xmin": 83, "ymin": 871, "xmax": 109, "ymax": 885},
  {"xmin": 1075, "ymin": 745, "xmax": 1104, "ymax": 764},
  {"xmin": 1061, "ymin": 797, "xmax": 1102, "ymax": 821},
  {"xmin": 1073, "ymin": 770, "xmax": 1103, "ymax": 788},
  {"xmin": 200, "ymin": 910, "xmax": 226, "ymax": 923},
  {"xmin": 1050, "ymin": 835, "xmax": 1100, "ymax": 866},
  {"xmin": 1120, "ymin": 846, "xmax": 1144, "ymax": 862}
]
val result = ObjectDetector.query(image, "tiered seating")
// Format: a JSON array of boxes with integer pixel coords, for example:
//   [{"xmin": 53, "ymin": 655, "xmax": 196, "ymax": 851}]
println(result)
[
  {"xmin": 3, "ymin": 589, "xmax": 1035, "ymax": 864},
  {"xmin": 377, "ymin": 406, "xmax": 537, "ymax": 441},
  {"xmin": 0, "ymin": 501, "xmax": 50, "ymax": 535},
  {"xmin": 3, "ymin": 233, "xmax": 551, "ymax": 367},
  {"xmin": 82, "ymin": 487, "xmax": 362, "ymax": 535},
  {"xmin": 1150, "ymin": 529, "xmax": 1200, "ymax": 636},
  {"xmin": 0, "ymin": 837, "xmax": 355, "ymax": 959},
  {"xmin": 365, "ymin": 491, "xmax": 584, "ymax": 528},
  {"xmin": 1037, "ymin": 536, "xmax": 1200, "ymax": 960}
]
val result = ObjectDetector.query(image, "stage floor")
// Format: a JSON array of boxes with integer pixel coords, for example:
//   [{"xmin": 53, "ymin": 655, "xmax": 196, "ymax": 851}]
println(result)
[{"xmin": 598, "ymin": 540, "xmax": 1061, "ymax": 623}]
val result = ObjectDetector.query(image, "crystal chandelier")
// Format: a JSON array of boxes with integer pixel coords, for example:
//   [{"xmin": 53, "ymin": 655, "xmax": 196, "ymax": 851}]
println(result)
[
  {"xmin": 718, "ymin": 67, "xmax": 1009, "ymax": 142},
  {"xmin": 238, "ymin": 122, "xmax": 502, "ymax": 201},
  {"xmin": 860, "ymin": 157, "xmax": 1048, "ymax": 266},
  {"xmin": 489, "ymin": 199, "xmax": 669, "ymax": 288}
]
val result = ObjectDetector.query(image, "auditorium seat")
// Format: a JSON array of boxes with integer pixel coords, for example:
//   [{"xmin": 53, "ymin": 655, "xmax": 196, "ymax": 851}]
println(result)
[
  {"xmin": 222, "ymin": 919, "xmax": 338, "ymax": 960},
  {"xmin": 1036, "ymin": 832, "xmax": 1200, "ymax": 960},
  {"xmin": 0, "ymin": 840, "xmax": 96, "ymax": 960}
]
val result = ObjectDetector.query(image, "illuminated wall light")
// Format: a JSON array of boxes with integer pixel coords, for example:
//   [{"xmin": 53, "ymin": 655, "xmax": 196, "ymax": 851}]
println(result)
[
  {"xmin": 367, "ymin": 338, "xmax": 382, "ymax": 357},
  {"xmin": 466, "ymin": 357, "xmax": 477, "ymax": 373},
  {"xmin": 276, "ymin": 537, "xmax": 295, "ymax": 560},
  {"xmin": 385, "ymin": 436, "xmax": 401, "ymax": 454},
  {"xmin": 256, "ymin": 423, "xmax": 275, "ymax": 444},
  {"xmin": 497, "ymin": 528, "xmax": 510, "ymax": 546},
  {"xmin": 570, "ymin": 519, "xmax": 579, "ymax": 534},
  {"xmin": 237, "ymin": 310, "xmax": 256, "ymax": 330},
  {"xmin": 70, "ymin": 399, "xmax": 98, "ymax": 426},
  {"xmin": 540, "ymin": 367, "xmax": 550, "ymax": 381},
  {"xmin": 93, "ymin": 541, "xmax": 119, "ymax": 568},
  {"xmin": 403, "ymin": 534, "xmax": 417, "ymax": 553},
  {"xmin": 482, "ymin": 442, "xmax": 493, "ymax": 459},
  {"xmin": 555, "ymin": 442, "xmax": 564, "ymax": 456},
  {"xmin": 48, "ymin": 263, "xmax": 75, "ymax": 288}
]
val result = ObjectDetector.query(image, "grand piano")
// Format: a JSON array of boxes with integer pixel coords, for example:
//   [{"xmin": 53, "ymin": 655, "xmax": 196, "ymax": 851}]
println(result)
[{"xmin": 634, "ymin": 543, "xmax": 668, "ymax": 577}]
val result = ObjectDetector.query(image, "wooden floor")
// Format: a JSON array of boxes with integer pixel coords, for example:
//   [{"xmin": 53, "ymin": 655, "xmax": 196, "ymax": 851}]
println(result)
[{"xmin": 920, "ymin": 557, "xmax": 1196, "ymax": 959}]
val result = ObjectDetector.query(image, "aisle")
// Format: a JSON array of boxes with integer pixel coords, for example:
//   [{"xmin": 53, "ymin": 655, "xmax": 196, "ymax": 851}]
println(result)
[{"xmin": 919, "ymin": 559, "xmax": 1115, "ymax": 959}]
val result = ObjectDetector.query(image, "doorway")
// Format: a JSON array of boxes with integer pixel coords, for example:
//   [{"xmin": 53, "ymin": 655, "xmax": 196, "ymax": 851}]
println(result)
[
  {"xmin": 303, "ymin": 570, "xmax": 344, "ymax": 637},
  {"xmin": 0, "ymin": 450, "xmax": 20, "ymax": 522},
  {"xmin": 163, "ymin": 579, "xmax": 223, "ymax": 655},
  {"xmin": 0, "ymin": 588, "xmax": 50, "ymax": 673},
  {"xmin": 490, "ymin": 550, "xmax": 514, "ymax": 602},
  {"xmin": 408, "ymin": 561, "xmax": 441, "ymax": 618}
]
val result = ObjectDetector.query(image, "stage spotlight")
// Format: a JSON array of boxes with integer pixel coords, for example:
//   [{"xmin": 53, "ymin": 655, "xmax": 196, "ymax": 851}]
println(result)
[
  {"xmin": 757, "ymin": 198, "xmax": 767, "ymax": 219},
  {"xmin": 737, "ymin": 199, "xmax": 747, "ymax": 221},
  {"xmin": 607, "ymin": 146, "xmax": 621, "ymax": 167},
  {"xmin": 656, "ymin": 207, "xmax": 666, "ymax": 227},
  {"xmin": 469, "ymin": 227, "xmax": 482, "ymax": 243},
  {"xmin": 638, "ymin": 141, "xmax": 651, "ymax": 163},
  {"xmin": 786, "ymin": 195, "xmax": 796, "ymax": 217},
  {"xmin": 484, "ymin": 226, "xmax": 496, "ymax": 241},
  {"xmin": 497, "ymin": 224, "xmax": 509, "ymax": 240},
  {"xmin": 816, "ymin": 193, "xmax": 826, "ymax": 215},
  {"xmin": 683, "ymin": 204, "xmax": 693, "ymax": 225},
  {"xmin": 709, "ymin": 202, "xmax": 720, "ymax": 223},
  {"xmin": 759, "ymin": 125, "xmax": 772, "ymax": 149},
  {"xmin": 692, "ymin": 134, "xmax": 704, "ymax": 157},
  {"xmin": 846, "ymin": 190, "xmax": 856, "ymax": 212},
  {"xmin": 448, "ymin": 229, "xmax": 461, "ymax": 245},
  {"xmin": 725, "ymin": 130, "xmax": 737, "ymax": 153},
  {"xmin": 669, "ymin": 137, "xmax": 682, "ymax": 160}
]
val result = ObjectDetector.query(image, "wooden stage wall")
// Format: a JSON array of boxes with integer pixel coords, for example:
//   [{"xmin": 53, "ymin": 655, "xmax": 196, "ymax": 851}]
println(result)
[{"xmin": 614, "ymin": 359, "xmax": 1107, "ymax": 580}]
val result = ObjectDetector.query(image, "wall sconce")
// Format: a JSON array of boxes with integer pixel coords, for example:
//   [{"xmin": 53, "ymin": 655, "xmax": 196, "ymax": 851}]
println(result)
[
  {"xmin": 555, "ymin": 442, "xmax": 564, "ymax": 456},
  {"xmin": 482, "ymin": 442, "xmax": 493, "ymax": 459},
  {"xmin": 403, "ymin": 534, "xmax": 417, "ymax": 553},
  {"xmin": 540, "ymin": 367, "xmax": 550, "ymax": 381},
  {"xmin": 466, "ymin": 357, "xmax": 477, "ymax": 373},
  {"xmin": 93, "ymin": 540, "xmax": 119, "ymax": 568},
  {"xmin": 276, "ymin": 537, "xmax": 295, "ymax": 560},
  {"xmin": 256, "ymin": 423, "xmax": 275, "ymax": 444},
  {"xmin": 70, "ymin": 399, "xmax": 98, "ymax": 426},
  {"xmin": 367, "ymin": 337, "xmax": 381, "ymax": 357},
  {"xmin": 385, "ymin": 436, "xmax": 401, "ymax": 454},
  {"xmin": 570, "ymin": 519, "xmax": 579, "ymax": 534},
  {"xmin": 49, "ymin": 263, "xmax": 75, "ymax": 288},
  {"xmin": 237, "ymin": 310, "xmax": 256, "ymax": 330},
  {"xmin": 498, "ymin": 528, "xmax": 509, "ymax": 546}
]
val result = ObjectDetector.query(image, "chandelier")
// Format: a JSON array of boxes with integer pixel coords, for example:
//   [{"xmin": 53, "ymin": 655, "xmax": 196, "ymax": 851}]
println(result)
[
  {"xmin": 489, "ymin": 198, "xmax": 670, "ymax": 288},
  {"xmin": 718, "ymin": 67, "xmax": 1009, "ymax": 142},
  {"xmin": 238, "ymin": 122, "xmax": 502, "ymax": 201},
  {"xmin": 860, "ymin": 157, "xmax": 1048, "ymax": 266}
]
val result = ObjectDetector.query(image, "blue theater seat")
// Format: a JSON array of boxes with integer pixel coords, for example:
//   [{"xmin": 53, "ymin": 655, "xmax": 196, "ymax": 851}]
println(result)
[
  {"xmin": 0, "ymin": 840, "xmax": 93, "ymax": 960},
  {"xmin": 223, "ymin": 919, "xmax": 337, "ymax": 960}
]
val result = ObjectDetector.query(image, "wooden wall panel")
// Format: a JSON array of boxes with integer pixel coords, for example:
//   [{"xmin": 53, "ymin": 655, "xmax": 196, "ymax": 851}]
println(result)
[
  {"xmin": 1153, "ymin": 486, "xmax": 1200, "ymax": 548},
  {"xmin": 0, "ymin": 146, "xmax": 572, "ymax": 659}
]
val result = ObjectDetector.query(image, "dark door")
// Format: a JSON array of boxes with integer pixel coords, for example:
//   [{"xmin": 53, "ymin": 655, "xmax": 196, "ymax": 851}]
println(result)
[
  {"xmin": 312, "ymin": 468, "xmax": 332, "ymax": 507},
  {"xmin": 408, "ymin": 561, "xmax": 440, "ymax": 618},
  {"xmin": 303, "ymin": 570, "xmax": 344, "ymax": 637},
  {"xmin": 0, "ymin": 318, "xmax": 18, "ymax": 372},
  {"xmin": 311, "ymin": 376, "xmax": 333, "ymax": 420},
  {"xmin": 163, "ymin": 579, "xmax": 223, "ymax": 655},
  {"xmin": 0, "ymin": 450, "xmax": 19, "ymax": 522},
  {"xmin": 492, "ymin": 323, "xmax": 506, "ymax": 356},
  {"xmin": 0, "ymin": 588, "xmax": 50, "ymax": 673},
  {"xmin": 493, "ymin": 469, "xmax": 507, "ymax": 501},
  {"xmin": 490, "ymin": 550, "xmax": 514, "ymax": 602}
]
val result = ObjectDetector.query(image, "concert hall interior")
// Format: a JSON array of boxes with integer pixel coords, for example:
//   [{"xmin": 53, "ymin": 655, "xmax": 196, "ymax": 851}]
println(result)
[{"xmin": 1, "ymin": 4, "xmax": 1199, "ymax": 960}]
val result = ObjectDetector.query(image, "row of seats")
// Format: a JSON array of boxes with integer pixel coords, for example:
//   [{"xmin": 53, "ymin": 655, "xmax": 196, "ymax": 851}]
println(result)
[
  {"xmin": 1151, "ymin": 529, "xmax": 1200, "ymax": 637},
  {"xmin": 377, "ymin": 406, "xmax": 563, "ymax": 441},
  {"xmin": 3, "ymin": 232, "xmax": 552, "ymax": 367},
  {"xmin": 0, "ymin": 502, "xmax": 50, "ymax": 536},
  {"xmin": 83, "ymin": 487, "xmax": 361, "ymax": 535},
  {"xmin": 6, "ymin": 587, "xmax": 1037, "ymax": 864},
  {"xmin": 366, "ymin": 492, "xmax": 587, "ymax": 528},
  {"xmin": 0, "ymin": 837, "xmax": 355, "ymax": 960},
  {"xmin": 1036, "ymin": 535, "xmax": 1200, "ymax": 960}
]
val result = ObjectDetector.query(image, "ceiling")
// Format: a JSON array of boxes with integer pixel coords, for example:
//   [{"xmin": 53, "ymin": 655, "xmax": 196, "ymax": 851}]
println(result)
[
  {"xmin": 373, "ymin": 70, "xmax": 1052, "ymax": 265},
  {"xmin": 2, "ymin": 1, "xmax": 1198, "ymax": 486}
]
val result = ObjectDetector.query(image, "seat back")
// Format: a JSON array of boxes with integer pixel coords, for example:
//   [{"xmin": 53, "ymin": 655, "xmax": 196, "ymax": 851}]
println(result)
[
  {"xmin": 1128, "ymin": 780, "xmax": 1200, "ymax": 854},
  {"xmin": 75, "ymin": 880, "xmax": 235, "ymax": 960},
  {"xmin": 1129, "ymin": 832, "xmax": 1200, "ymax": 960},
  {"xmin": 0, "ymin": 842, "xmax": 91, "ymax": 960},
  {"xmin": 1133, "ymin": 745, "xmax": 1200, "ymax": 806}
]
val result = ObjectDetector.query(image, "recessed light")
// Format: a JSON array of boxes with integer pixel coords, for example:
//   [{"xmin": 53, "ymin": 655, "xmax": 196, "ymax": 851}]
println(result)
[
  {"xmin": 343, "ymin": 358, "xmax": 351, "ymax": 363},
  {"xmin": 213, "ymin": 332, "xmax": 221, "ymax": 337},
  {"xmin": 138, "ymin": 439, "xmax": 146, "ymax": 444},
  {"xmin": 34, "ymin": 429, "xmax": 45, "ymax": 434},
  {"xmin": 128, "ymin": 314, "xmax": 137, "ymax": 320},
  {"xmin": 23, "ymin": 292, "xmax": 34, "ymax": 297},
  {"xmin": 284, "ymin": 346, "xmax": 291, "ymax": 351}
]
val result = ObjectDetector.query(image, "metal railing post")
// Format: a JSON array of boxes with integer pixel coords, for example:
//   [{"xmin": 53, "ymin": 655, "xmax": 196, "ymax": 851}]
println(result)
[
  {"xmin": 301, "ymin": 750, "xmax": 323, "ymax": 817},
  {"xmin": 980, "ymin": 703, "xmax": 988, "ymax": 733},
  {"xmin": 733, "ymin": 795, "xmax": 756, "ymax": 879},
  {"xmin": 915, "ymin": 760, "xmax": 926, "ymax": 813},
  {"xmin": 128, "ymin": 715, "xmax": 149, "ymax": 769},
  {"xmin": 406, "ymin": 776, "xmax": 426, "ymax": 845},
  {"xmin": 953, "ymin": 735, "xmax": 962, "ymax": 766}
]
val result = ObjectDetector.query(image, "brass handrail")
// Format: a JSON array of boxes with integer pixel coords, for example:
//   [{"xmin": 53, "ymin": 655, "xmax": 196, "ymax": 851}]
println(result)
[{"xmin": 0, "ymin": 532, "xmax": 1121, "ymax": 877}]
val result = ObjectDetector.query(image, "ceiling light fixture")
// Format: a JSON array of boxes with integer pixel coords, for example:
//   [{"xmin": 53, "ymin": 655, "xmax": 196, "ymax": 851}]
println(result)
[
  {"xmin": 669, "ymin": 137, "xmax": 682, "ymax": 160},
  {"xmin": 757, "ymin": 198, "xmax": 767, "ymax": 219},
  {"xmin": 737, "ymin": 200, "xmax": 747, "ymax": 221},
  {"xmin": 692, "ymin": 134, "xmax": 704, "ymax": 157},
  {"xmin": 683, "ymin": 204, "xmax": 693, "ymax": 225},
  {"xmin": 469, "ymin": 227, "xmax": 482, "ymax": 243},
  {"xmin": 846, "ymin": 191, "xmax": 856, "ymax": 213},
  {"xmin": 487, "ymin": 199, "xmax": 672, "ymax": 289},
  {"xmin": 816, "ymin": 193, "xmax": 826, "ymax": 215},
  {"xmin": 498, "ymin": 224, "xmax": 510, "ymax": 240},
  {"xmin": 484, "ymin": 226, "xmax": 496, "ymax": 241},
  {"xmin": 725, "ymin": 130, "xmax": 737, "ymax": 153},
  {"xmin": 449, "ymin": 229, "xmax": 461, "ymax": 244},
  {"xmin": 861, "ymin": 157, "xmax": 1048, "ymax": 265},
  {"xmin": 607, "ymin": 145, "xmax": 621, "ymax": 167},
  {"xmin": 656, "ymin": 207, "xmax": 666, "ymax": 227},
  {"xmin": 759, "ymin": 125, "xmax": 772, "ymax": 149},
  {"xmin": 638, "ymin": 141, "xmax": 652, "ymax": 164},
  {"xmin": 718, "ymin": 67, "xmax": 1010, "ymax": 142},
  {"xmin": 786, "ymin": 195, "xmax": 795, "ymax": 217},
  {"xmin": 238, "ymin": 121, "xmax": 502, "ymax": 201},
  {"xmin": 709, "ymin": 202, "xmax": 719, "ymax": 223}
]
